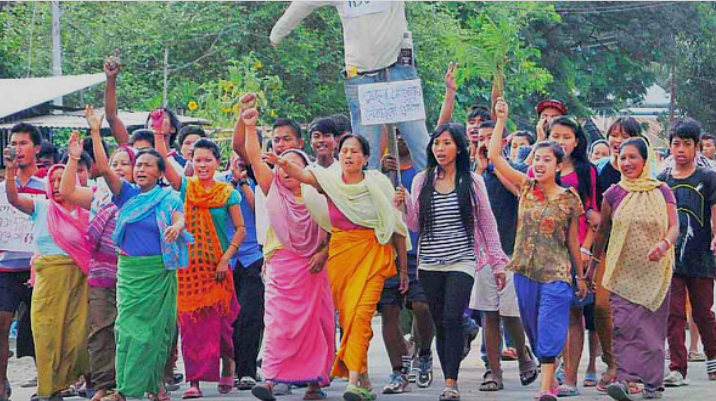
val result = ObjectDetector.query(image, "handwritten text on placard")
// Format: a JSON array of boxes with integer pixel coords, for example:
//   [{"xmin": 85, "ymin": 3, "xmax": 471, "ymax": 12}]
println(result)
[
  {"xmin": 0, "ymin": 189, "xmax": 39, "ymax": 253},
  {"xmin": 358, "ymin": 79, "xmax": 426, "ymax": 126}
]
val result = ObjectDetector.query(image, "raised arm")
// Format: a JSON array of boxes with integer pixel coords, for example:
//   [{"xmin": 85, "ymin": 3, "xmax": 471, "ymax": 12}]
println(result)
[
  {"xmin": 231, "ymin": 93, "xmax": 256, "ymax": 161},
  {"xmin": 488, "ymin": 98, "xmax": 529, "ymax": 190},
  {"xmin": 269, "ymin": 1, "xmax": 325, "ymax": 46},
  {"xmin": 436, "ymin": 62, "xmax": 458, "ymax": 127},
  {"xmin": 87, "ymin": 105, "xmax": 122, "ymax": 196},
  {"xmin": 263, "ymin": 152, "xmax": 321, "ymax": 192},
  {"xmin": 153, "ymin": 116, "xmax": 182, "ymax": 191},
  {"xmin": 59, "ymin": 131, "xmax": 93, "ymax": 210},
  {"xmin": 242, "ymin": 108, "xmax": 275, "ymax": 196},
  {"xmin": 2, "ymin": 149, "xmax": 34, "ymax": 216},
  {"xmin": 104, "ymin": 59, "xmax": 130, "ymax": 146}
]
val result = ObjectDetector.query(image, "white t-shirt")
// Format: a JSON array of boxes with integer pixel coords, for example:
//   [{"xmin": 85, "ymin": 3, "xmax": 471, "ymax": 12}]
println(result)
[{"xmin": 270, "ymin": 1, "xmax": 407, "ymax": 72}]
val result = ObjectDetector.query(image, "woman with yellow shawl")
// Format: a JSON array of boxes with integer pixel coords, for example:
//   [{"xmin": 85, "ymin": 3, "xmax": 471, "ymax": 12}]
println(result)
[
  {"xmin": 589, "ymin": 137, "xmax": 678, "ymax": 400},
  {"xmin": 158, "ymin": 128, "xmax": 246, "ymax": 399},
  {"xmin": 265, "ymin": 129, "xmax": 409, "ymax": 401}
]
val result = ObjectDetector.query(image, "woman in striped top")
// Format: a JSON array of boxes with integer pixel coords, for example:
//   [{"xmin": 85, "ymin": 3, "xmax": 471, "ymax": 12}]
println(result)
[{"xmin": 396, "ymin": 123, "xmax": 508, "ymax": 401}]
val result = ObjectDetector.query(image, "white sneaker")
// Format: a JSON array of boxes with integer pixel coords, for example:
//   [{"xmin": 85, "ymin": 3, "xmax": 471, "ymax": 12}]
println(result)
[{"xmin": 663, "ymin": 371, "xmax": 689, "ymax": 387}]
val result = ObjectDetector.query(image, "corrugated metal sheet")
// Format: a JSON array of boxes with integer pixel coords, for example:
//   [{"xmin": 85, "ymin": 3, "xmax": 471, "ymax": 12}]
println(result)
[
  {"xmin": 0, "ymin": 73, "xmax": 106, "ymax": 119},
  {"xmin": 0, "ymin": 109, "xmax": 211, "ymax": 130}
]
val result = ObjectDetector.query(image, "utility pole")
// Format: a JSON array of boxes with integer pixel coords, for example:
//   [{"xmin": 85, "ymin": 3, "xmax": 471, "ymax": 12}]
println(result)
[
  {"xmin": 52, "ymin": 1, "xmax": 63, "ymax": 107},
  {"xmin": 162, "ymin": 46, "xmax": 169, "ymax": 108},
  {"xmin": 669, "ymin": 64, "xmax": 676, "ymax": 123}
]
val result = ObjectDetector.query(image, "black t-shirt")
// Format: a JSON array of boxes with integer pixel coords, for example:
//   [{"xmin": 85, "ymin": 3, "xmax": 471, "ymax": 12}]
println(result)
[
  {"xmin": 483, "ymin": 161, "xmax": 528, "ymax": 256},
  {"xmin": 596, "ymin": 159, "xmax": 621, "ymax": 207},
  {"xmin": 658, "ymin": 167, "xmax": 716, "ymax": 278}
]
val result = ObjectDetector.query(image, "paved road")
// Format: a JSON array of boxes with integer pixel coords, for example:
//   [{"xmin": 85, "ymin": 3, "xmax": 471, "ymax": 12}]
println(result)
[{"xmin": 6, "ymin": 317, "xmax": 715, "ymax": 401}]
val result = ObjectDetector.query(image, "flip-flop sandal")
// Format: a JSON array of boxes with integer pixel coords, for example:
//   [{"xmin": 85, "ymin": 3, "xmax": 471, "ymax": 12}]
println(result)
[
  {"xmin": 237, "ymin": 377, "xmax": 258, "ymax": 391},
  {"xmin": 479, "ymin": 370, "xmax": 504, "ymax": 391},
  {"xmin": 218, "ymin": 377, "xmax": 233, "ymax": 395},
  {"xmin": 182, "ymin": 387, "xmax": 203, "ymax": 399},
  {"xmin": 303, "ymin": 389, "xmax": 327, "ymax": 400},
  {"xmin": 358, "ymin": 388, "xmax": 376, "ymax": 401},
  {"xmin": 439, "ymin": 387, "xmax": 460, "ymax": 401},
  {"xmin": 342, "ymin": 385, "xmax": 364, "ymax": 401},
  {"xmin": 251, "ymin": 383, "xmax": 276, "ymax": 401},
  {"xmin": 583, "ymin": 372, "xmax": 598, "ymax": 387},
  {"xmin": 99, "ymin": 392, "xmax": 125, "ymax": 401},
  {"xmin": 519, "ymin": 359, "xmax": 539, "ymax": 386},
  {"xmin": 597, "ymin": 374, "xmax": 615, "ymax": 392}
]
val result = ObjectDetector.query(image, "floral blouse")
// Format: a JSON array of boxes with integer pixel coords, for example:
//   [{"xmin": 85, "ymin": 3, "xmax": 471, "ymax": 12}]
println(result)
[{"xmin": 509, "ymin": 179, "xmax": 585, "ymax": 283}]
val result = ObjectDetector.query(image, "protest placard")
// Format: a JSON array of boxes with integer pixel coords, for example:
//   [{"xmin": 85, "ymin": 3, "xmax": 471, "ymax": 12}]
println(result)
[
  {"xmin": 358, "ymin": 79, "xmax": 426, "ymax": 126},
  {"xmin": 0, "ymin": 187, "xmax": 38, "ymax": 253}
]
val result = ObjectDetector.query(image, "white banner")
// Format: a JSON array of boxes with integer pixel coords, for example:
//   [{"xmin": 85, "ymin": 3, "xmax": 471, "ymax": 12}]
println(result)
[
  {"xmin": 0, "ymin": 188, "xmax": 39, "ymax": 253},
  {"xmin": 358, "ymin": 79, "xmax": 426, "ymax": 126}
]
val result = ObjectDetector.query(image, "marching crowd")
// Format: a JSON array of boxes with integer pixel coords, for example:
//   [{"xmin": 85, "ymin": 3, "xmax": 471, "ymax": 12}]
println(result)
[{"xmin": 2, "ymin": 2, "xmax": 716, "ymax": 401}]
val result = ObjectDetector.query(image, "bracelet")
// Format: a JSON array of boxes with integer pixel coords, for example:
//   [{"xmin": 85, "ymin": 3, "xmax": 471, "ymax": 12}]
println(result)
[
  {"xmin": 580, "ymin": 247, "xmax": 593, "ymax": 256},
  {"xmin": 69, "ymin": 155, "xmax": 81, "ymax": 161},
  {"xmin": 663, "ymin": 238, "xmax": 673, "ymax": 249},
  {"xmin": 229, "ymin": 242, "xmax": 240, "ymax": 249},
  {"xmin": 590, "ymin": 257, "xmax": 601, "ymax": 264},
  {"xmin": 576, "ymin": 277, "xmax": 588, "ymax": 281}
]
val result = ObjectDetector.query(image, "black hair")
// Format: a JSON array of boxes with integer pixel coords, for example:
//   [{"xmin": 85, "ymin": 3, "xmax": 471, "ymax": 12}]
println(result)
[
  {"xmin": 10, "ymin": 123, "xmax": 42, "ymax": 146},
  {"xmin": 308, "ymin": 117, "xmax": 340, "ymax": 137},
  {"xmin": 61, "ymin": 151, "xmax": 92, "ymax": 171},
  {"xmin": 512, "ymin": 130, "xmax": 536, "ymax": 145},
  {"xmin": 669, "ymin": 118, "xmax": 702, "ymax": 145},
  {"xmin": 607, "ymin": 117, "xmax": 643, "ymax": 138},
  {"xmin": 533, "ymin": 140, "xmax": 566, "ymax": 164},
  {"xmin": 548, "ymin": 116, "xmax": 594, "ymax": 208},
  {"xmin": 701, "ymin": 133, "xmax": 716, "ymax": 150},
  {"xmin": 145, "ymin": 108, "xmax": 182, "ymax": 147},
  {"xmin": 135, "ymin": 148, "xmax": 166, "ymax": 173},
  {"xmin": 329, "ymin": 113, "xmax": 352, "ymax": 134},
  {"xmin": 478, "ymin": 120, "xmax": 496, "ymax": 130},
  {"xmin": 129, "ymin": 129, "xmax": 155, "ymax": 148},
  {"xmin": 338, "ymin": 133, "xmax": 370, "ymax": 157},
  {"xmin": 467, "ymin": 105, "xmax": 491, "ymax": 123},
  {"xmin": 82, "ymin": 136, "xmax": 110, "ymax": 163},
  {"xmin": 38, "ymin": 141, "xmax": 60, "ymax": 164},
  {"xmin": 621, "ymin": 138, "xmax": 649, "ymax": 160},
  {"xmin": 272, "ymin": 118, "xmax": 302, "ymax": 142},
  {"xmin": 192, "ymin": 138, "xmax": 221, "ymax": 160},
  {"xmin": 178, "ymin": 125, "xmax": 207, "ymax": 146},
  {"xmin": 418, "ymin": 123, "xmax": 476, "ymax": 243}
]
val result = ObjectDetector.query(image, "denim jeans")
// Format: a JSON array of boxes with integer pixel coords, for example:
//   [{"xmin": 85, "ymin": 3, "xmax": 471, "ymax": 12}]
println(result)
[{"xmin": 343, "ymin": 63, "xmax": 430, "ymax": 171}]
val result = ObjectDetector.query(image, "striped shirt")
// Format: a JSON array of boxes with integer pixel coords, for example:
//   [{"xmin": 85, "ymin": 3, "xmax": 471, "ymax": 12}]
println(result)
[
  {"xmin": 86, "ymin": 203, "xmax": 118, "ymax": 288},
  {"xmin": 418, "ymin": 190, "xmax": 476, "ymax": 266}
]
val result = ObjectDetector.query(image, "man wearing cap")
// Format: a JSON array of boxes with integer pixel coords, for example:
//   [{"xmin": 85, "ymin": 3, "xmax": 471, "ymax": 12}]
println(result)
[{"xmin": 536, "ymin": 99, "xmax": 568, "ymax": 141}]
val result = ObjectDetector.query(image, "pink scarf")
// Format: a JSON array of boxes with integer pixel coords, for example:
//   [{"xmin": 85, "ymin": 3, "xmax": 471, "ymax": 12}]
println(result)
[
  {"xmin": 45, "ymin": 164, "xmax": 91, "ymax": 274},
  {"xmin": 266, "ymin": 151, "xmax": 327, "ymax": 258}
]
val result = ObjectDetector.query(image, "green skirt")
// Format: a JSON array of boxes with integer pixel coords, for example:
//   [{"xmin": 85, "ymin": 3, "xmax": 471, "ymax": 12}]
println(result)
[{"xmin": 115, "ymin": 255, "xmax": 177, "ymax": 397}]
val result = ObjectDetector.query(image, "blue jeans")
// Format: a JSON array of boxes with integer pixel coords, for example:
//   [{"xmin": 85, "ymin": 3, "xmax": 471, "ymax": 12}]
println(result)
[{"xmin": 343, "ymin": 64, "xmax": 430, "ymax": 171}]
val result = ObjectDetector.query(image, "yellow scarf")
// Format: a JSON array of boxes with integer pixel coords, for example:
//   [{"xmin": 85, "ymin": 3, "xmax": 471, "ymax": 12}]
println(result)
[
  {"xmin": 311, "ymin": 168, "xmax": 408, "ymax": 244},
  {"xmin": 602, "ymin": 138, "xmax": 673, "ymax": 311}
]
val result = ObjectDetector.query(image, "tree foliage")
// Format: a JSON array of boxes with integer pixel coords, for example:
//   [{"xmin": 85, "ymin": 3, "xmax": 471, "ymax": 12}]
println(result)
[{"xmin": 1, "ymin": 1, "xmax": 715, "ymax": 131}]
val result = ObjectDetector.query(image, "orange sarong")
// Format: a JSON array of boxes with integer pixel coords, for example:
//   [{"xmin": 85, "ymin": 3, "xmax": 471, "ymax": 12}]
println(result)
[{"xmin": 328, "ymin": 228, "xmax": 396, "ymax": 378}]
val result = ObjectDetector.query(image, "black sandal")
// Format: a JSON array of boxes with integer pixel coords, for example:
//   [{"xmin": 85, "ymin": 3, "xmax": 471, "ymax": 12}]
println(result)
[{"xmin": 479, "ymin": 370, "xmax": 504, "ymax": 392}]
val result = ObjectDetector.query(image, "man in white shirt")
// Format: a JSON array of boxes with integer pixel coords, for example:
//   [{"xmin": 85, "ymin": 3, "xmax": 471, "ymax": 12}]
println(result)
[{"xmin": 270, "ymin": 1, "xmax": 429, "ymax": 172}]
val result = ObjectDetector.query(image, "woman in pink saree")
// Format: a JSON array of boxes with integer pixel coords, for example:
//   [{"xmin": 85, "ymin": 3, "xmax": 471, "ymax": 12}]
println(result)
[{"xmin": 242, "ymin": 108, "xmax": 334, "ymax": 401}]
